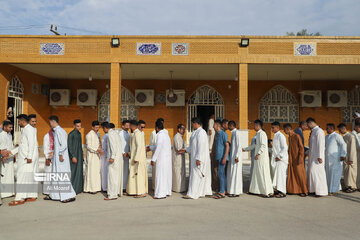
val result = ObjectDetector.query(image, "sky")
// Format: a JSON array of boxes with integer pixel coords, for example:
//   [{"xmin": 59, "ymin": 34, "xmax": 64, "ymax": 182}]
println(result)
[{"xmin": 0, "ymin": 0, "xmax": 359, "ymax": 36}]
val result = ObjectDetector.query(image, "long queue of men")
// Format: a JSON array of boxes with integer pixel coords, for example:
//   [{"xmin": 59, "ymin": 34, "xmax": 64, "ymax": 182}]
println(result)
[
  {"xmin": 0, "ymin": 113, "xmax": 360, "ymax": 206},
  {"xmin": 240, "ymin": 117, "xmax": 360, "ymax": 198}
]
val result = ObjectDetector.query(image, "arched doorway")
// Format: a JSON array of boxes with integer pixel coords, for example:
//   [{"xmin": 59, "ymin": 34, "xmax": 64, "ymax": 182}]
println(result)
[
  {"xmin": 187, "ymin": 85, "xmax": 224, "ymax": 137},
  {"xmin": 7, "ymin": 75, "xmax": 24, "ymax": 144},
  {"xmin": 98, "ymin": 87, "xmax": 137, "ymax": 123},
  {"xmin": 259, "ymin": 85, "xmax": 299, "ymax": 123}
]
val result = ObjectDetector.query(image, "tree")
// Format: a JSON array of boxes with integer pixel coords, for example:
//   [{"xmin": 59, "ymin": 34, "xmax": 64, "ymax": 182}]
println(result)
[{"xmin": 286, "ymin": 29, "xmax": 322, "ymax": 36}]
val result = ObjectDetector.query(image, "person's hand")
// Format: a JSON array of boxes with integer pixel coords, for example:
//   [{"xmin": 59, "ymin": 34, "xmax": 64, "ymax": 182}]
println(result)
[
  {"xmin": 340, "ymin": 157, "xmax": 345, "ymax": 161},
  {"xmin": 72, "ymin": 157, "xmax": 77, "ymax": 164},
  {"xmin": 146, "ymin": 146, "xmax": 151, "ymax": 152},
  {"xmin": 275, "ymin": 157, "xmax": 280, "ymax": 162},
  {"xmin": 108, "ymin": 158, "xmax": 114, "ymax": 163},
  {"xmin": 242, "ymin": 148, "xmax": 245, "ymax": 152},
  {"xmin": 235, "ymin": 158, "xmax": 239, "ymax": 163},
  {"xmin": 59, "ymin": 155, "xmax": 64, "ymax": 162},
  {"xmin": 317, "ymin": 158, "xmax": 323, "ymax": 164},
  {"xmin": 255, "ymin": 155, "xmax": 259, "ymax": 160},
  {"xmin": 26, "ymin": 158, "xmax": 32, "ymax": 164},
  {"xmin": 209, "ymin": 130, "xmax": 212, "ymax": 135},
  {"xmin": 123, "ymin": 153, "xmax": 129, "ymax": 158},
  {"xmin": 222, "ymin": 158, "xmax": 226, "ymax": 165},
  {"xmin": 151, "ymin": 161, "xmax": 155, "ymax": 166},
  {"xmin": 133, "ymin": 160, "xmax": 138, "ymax": 164},
  {"xmin": 348, "ymin": 161, "xmax": 353, "ymax": 165},
  {"xmin": 196, "ymin": 160, "xmax": 201, "ymax": 166},
  {"xmin": 45, "ymin": 159, "xmax": 51, "ymax": 166}
]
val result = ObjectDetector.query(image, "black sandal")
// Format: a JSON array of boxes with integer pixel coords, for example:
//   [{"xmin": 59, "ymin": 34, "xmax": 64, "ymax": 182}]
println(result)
[
  {"xmin": 275, "ymin": 193, "xmax": 286, "ymax": 198},
  {"xmin": 43, "ymin": 196, "xmax": 52, "ymax": 200}
]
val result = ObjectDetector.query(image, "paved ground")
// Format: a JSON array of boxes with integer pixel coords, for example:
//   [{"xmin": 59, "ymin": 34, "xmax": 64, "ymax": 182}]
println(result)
[{"xmin": 1, "ymin": 161, "xmax": 360, "ymax": 240}]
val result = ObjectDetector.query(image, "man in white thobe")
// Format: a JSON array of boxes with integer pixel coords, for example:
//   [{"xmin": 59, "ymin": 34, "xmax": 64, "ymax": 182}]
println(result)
[
  {"xmin": 352, "ymin": 123, "xmax": 360, "ymax": 190},
  {"xmin": 103, "ymin": 123, "xmax": 123, "ymax": 200},
  {"xmin": 101, "ymin": 122, "xmax": 109, "ymax": 192},
  {"xmin": 243, "ymin": 120, "xmax": 273, "ymax": 198},
  {"xmin": 184, "ymin": 118, "xmax": 212, "ymax": 199},
  {"xmin": 9, "ymin": 114, "xmax": 38, "ymax": 206},
  {"xmin": 149, "ymin": 128, "xmax": 157, "ymax": 190},
  {"xmin": 0, "ymin": 121, "xmax": 18, "ymax": 198},
  {"xmin": 84, "ymin": 121, "xmax": 103, "ymax": 193},
  {"xmin": 119, "ymin": 120, "xmax": 130, "ymax": 193},
  {"xmin": 227, "ymin": 121, "xmax": 243, "ymax": 196},
  {"xmin": 325, "ymin": 123, "xmax": 347, "ymax": 195},
  {"xmin": 172, "ymin": 124, "xmax": 187, "ymax": 193},
  {"xmin": 151, "ymin": 121, "xmax": 172, "ymax": 199},
  {"xmin": 42, "ymin": 129, "xmax": 54, "ymax": 195},
  {"xmin": 244, "ymin": 135, "xmax": 256, "ymax": 185},
  {"xmin": 208, "ymin": 114, "xmax": 215, "ymax": 151},
  {"xmin": 148, "ymin": 118, "xmax": 167, "ymax": 190},
  {"xmin": 47, "ymin": 116, "xmax": 76, "ymax": 203},
  {"xmin": 306, "ymin": 118, "xmax": 328, "ymax": 196},
  {"xmin": 270, "ymin": 121, "xmax": 289, "ymax": 197}
]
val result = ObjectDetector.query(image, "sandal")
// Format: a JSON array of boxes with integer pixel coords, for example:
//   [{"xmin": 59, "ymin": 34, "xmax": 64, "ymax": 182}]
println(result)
[
  {"xmin": 275, "ymin": 193, "xmax": 286, "ymax": 198},
  {"xmin": 345, "ymin": 188, "xmax": 355, "ymax": 193},
  {"xmin": 299, "ymin": 193, "xmax": 307, "ymax": 197},
  {"xmin": 134, "ymin": 194, "xmax": 146, "ymax": 198},
  {"xmin": 43, "ymin": 196, "xmax": 52, "ymax": 200},
  {"xmin": 104, "ymin": 197, "xmax": 117, "ymax": 200},
  {"xmin": 261, "ymin": 194, "xmax": 274, "ymax": 198},
  {"xmin": 183, "ymin": 195, "xmax": 193, "ymax": 199},
  {"xmin": 61, "ymin": 198, "xmax": 76, "ymax": 203},
  {"xmin": 9, "ymin": 200, "xmax": 25, "ymax": 206},
  {"xmin": 213, "ymin": 194, "xmax": 226, "ymax": 199},
  {"xmin": 25, "ymin": 198, "xmax": 37, "ymax": 202}
]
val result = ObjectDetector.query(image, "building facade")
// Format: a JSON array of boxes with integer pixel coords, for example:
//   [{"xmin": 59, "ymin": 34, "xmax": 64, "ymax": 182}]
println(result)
[{"xmin": 0, "ymin": 35, "xmax": 359, "ymax": 147}]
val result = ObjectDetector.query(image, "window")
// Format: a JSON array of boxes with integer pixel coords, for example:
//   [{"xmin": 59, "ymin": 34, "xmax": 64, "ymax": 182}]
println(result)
[
  {"xmin": 342, "ymin": 87, "xmax": 360, "ymax": 123},
  {"xmin": 98, "ymin": 87, "xmax": 137, "ymax": 122},
  {"xmin": 259, "ymin": 85, "xmax": 299, "ymax": 123}
]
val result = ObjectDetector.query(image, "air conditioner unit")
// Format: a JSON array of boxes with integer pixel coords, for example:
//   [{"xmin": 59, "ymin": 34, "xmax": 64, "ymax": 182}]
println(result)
[
  {"xmin": 327, "ymin": 90, "xmax": 347, "ymax": 107},
  {"xmin": 49, "ymin": 89, "xmax": 71, "ymax": 106},
  {"xmin": 135, "ymin": 89, "xmax": 154, "ymax": 106},
  {"xmin": 166, "ymin": 89, "xmax": 185, "ymax": 106},
  {"xmin": 77, "ymin": 89, "xmax": 98, "ymax": 106},
  {"xmin": 300, "ymin": 90, "xmax": 322, "ymax": 107}
]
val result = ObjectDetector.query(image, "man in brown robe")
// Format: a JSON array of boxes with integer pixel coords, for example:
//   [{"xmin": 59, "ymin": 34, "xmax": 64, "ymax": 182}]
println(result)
[
  {"xmin": 337, "ymin": 123, "xmax": 357, "ymax": 192},
  {"xmin": 284, "ymin": 124, "xmax": 308, "ymax": 196}
]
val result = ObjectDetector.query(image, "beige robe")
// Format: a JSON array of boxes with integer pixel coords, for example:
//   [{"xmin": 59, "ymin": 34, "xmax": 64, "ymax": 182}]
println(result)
[
  {"xmin": 172, "ymin": 132, "xmax": 186, "ymax": 193},
  {"xmin": 352, "ymin": 130, "xmax": 360, "ymax": 189},
  {"xmin": 343, "ymin": 132, "xmax": 357, "ymax": 189},
  {"xmin": 245, "ymin": 129, "xmax": 273, "ymax": 195},
  {"xmin": 127, "ymin": 129, "xmax": 148, "ymax": 195},
  {"xmin": 84, "ymin": 130, "xmax": 102, "ymax": 193}
]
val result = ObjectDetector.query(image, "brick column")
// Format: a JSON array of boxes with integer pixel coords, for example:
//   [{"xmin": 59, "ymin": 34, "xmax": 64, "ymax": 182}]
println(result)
[
  {"xmin": 238, "ymin": 63, "xmax": 248, "ymax": 129},
  {"xmin": 110, "ymin": 63, "xmax": 121, "ymax": 127},
  {"xmin": 238, "ymin": 63, "xmax": 249, "ymax": 159}
]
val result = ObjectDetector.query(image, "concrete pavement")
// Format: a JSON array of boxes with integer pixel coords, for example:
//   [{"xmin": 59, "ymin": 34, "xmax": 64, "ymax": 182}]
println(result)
[{"xmin": 0, "ymin": 163, "xmax": 359, "ymax": 240}]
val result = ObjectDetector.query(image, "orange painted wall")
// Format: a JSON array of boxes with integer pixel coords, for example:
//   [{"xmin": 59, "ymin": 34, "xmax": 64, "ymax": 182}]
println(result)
[
  {"xmin": 123, "ymin": 79, "xmax": 239, "ymax": 144},
  {"xmin": 248, "ymin": 80, "xmax": 359, "ymax": 146},
  {"xmin": 49, "ymin": 79, "xmax": 109, "ymax": 143},
  {"xmin": 0, "ymin": 63, "xmax": 51, "ymax": 144}
]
